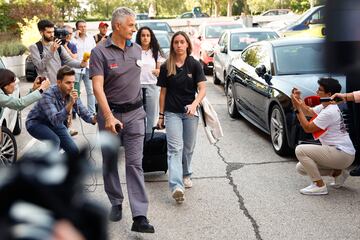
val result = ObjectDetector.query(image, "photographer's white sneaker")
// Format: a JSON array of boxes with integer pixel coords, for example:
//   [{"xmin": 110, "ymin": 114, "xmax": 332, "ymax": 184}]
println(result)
[
  {"xmin": 300, "ymin": 183, "xmax": 328, "ymax": 195},
  {"xmin": 330, "ymin": 170, "xmax": 349, "ymax": 188}
]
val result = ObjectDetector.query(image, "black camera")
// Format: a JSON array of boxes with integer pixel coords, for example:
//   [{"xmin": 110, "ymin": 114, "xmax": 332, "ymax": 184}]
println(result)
[
  {"xmin": 54, "ymin": 28, "xmax": 69, "ymax": 45},
  {"xmin": 0, "ymin": 132, "xmax": 121, "ymax": 240}
]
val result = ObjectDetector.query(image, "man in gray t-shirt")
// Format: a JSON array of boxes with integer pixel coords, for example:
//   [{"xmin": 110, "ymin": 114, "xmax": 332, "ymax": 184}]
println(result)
[
  {"xmin": 89, "ymin": 7, "xmax": 154, "ymax": 233},
  {"xmin": 29, "ymin": 19, "xmax": 87, "ymax": 84}
]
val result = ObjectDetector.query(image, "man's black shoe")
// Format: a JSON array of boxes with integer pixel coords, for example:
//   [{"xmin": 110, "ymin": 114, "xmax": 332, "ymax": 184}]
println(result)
[
  {"xmin": 350, "ymin": 166, "xmax": 360, "ymax": 176},
  {"xmin": 109, "ymin": 205, "xmax": 122, "ymax": 222},
  {"xmin": 131, "ymin": 216, "xmax": 155, "ymax": 233}
]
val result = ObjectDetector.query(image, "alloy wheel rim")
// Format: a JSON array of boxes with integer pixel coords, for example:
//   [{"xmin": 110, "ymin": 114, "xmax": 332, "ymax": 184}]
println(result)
[
  {"xmin": 0, "ymin": 132, "xmax": 15, "ymax": 167},
  {"xmin": 227, "ymin": 84, "xmax": 234, "ymax": 115},
  {"xmin": 270, "ymin": 108, "xmax": 283, "ymax": 151}
]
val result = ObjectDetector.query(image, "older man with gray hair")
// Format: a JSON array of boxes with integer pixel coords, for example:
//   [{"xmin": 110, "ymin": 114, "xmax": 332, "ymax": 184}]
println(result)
[{"xmin": 89, "ymin": 7, "xmax": 154, "ymax": 233}]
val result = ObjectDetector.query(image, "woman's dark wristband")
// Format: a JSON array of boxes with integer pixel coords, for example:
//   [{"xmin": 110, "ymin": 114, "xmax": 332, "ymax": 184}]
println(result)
[
  {"xmin": 159, "ymin": 112, "xmax": 164, "ymax": 116},
  {"xmin": 294, "ymin": 109, "xmax": 299, "ymax": 114}
]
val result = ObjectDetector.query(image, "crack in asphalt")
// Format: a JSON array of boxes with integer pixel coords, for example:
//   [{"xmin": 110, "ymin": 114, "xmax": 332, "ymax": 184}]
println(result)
[{"xmin": 214, "ymin": 141, "xmax": 263, "ymax": 240}]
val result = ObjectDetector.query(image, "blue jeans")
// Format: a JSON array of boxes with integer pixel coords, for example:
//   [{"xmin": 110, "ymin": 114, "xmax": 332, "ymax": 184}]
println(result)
[
  {"xmin": 142, "ymin": 84, "xmax": 160, "ymax": 133},
  {"xmin": 27, "ymin": 122, "xmax": 79, "ymax": 159},
  {"xmin": 165, "ymin": 112, "xmax": 199, "ymax": 191},
  {"xmin": 76, "ymin": 68, "xmax": 96, "ymax": 114}
]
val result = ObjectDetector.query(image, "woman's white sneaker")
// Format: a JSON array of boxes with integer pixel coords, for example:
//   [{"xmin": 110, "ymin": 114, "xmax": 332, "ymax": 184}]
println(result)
[
  {"xmin": 183, "ymin": 176, "xmax": 193, "ymax": 188},
  {"xmin": 172, "ymin": 188, "xmax": 185, "ymax": 203},
  {"xmin": 300, "ymin": 183, "xmax": 328, "ymax": 195}
]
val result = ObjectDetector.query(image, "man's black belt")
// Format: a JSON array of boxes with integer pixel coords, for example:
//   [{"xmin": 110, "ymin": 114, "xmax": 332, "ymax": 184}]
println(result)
[{"xmin": 109, "ymin": 100, "xmax": 143, "ymax": 113}]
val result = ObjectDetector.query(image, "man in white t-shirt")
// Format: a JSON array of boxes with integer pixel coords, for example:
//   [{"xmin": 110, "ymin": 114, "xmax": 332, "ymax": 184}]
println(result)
[
  {"xmin": 291, "ymin": 77, "xmax": 355, "ymax": 196},
  {"xmin": 72, "ymin": 20, "xmax": 97, "ymax": 115}
]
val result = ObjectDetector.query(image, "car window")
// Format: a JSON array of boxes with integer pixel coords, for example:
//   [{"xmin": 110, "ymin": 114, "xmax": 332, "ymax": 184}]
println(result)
[
  {"xmin": 309, "ymin": 7, "xmax": 324, "ymax": 24},
  {"xmin": 241, "ymin": 46, "xmax": 270, "ymax": 67},
  {"xmin": 156, "ymin": 34, "xmax": 170, "ymax": 49},
  {"xmin": 274, "ymin": 43, "xmax": 325, "ymax": 75},
  {"xmin": 138, "ymin": 22, "xmax": 171, "ymax": 33},
  {"xmin": 205, "ymin": 24, "xmax": 244, "ymax": 38},
  {"xmin": 230, "ymin": 32, "xmax": 278, "ymax": 51},
  {"xmin": 242, "ymin": 45, "xmax": 270, "ymax": 69},
  {"xmin": 182, "ymin": 13, "xmax": 193, "ymax": 18}
]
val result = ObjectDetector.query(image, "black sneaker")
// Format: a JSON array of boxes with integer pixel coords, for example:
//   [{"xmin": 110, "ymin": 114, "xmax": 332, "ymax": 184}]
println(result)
[
  {"xmin": 109, "ymin": 205, "xmax": 122, "ymax": 222},
  {"xmin": 131, "ymin": 216, "xmax": 155, "ymax": 233},
  {"xmin": 350, "ymin": 166, "xmax": 360, "ymax": 176}
]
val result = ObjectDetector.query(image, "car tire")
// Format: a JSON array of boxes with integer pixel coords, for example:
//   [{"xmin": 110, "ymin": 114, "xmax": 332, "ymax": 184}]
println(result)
[
  {"xmin": 200, "ymin": 60, "xmax": 212, "ymax": 75},
  {"xmin": 13, "ymin": 111, "xmax": 22, "ymax": 135},
  {"xmin": 269, "ymin": 105, "xmax": 290, "ymax": 156},
  {"xmin": 226, "ymin": 81, "xmax": 240, "ymax": 119},
  {"xmin": 213, "ymin": 70, "xmax": 221, "ymax": 85},
  {"xmin": 0, "ymin": 126, "xmax": 17, "ymax": 166}
]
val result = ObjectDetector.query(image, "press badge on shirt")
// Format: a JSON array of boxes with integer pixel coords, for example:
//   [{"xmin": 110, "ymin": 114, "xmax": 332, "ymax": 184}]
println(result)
[
  {"xmin": 187, "ymin": 73, "xmax": 193, "ymax": 78},
  {"xmin": 136, "ymin": 60, "xmax": 143, "ymax": 67},
  {"xmin": 109, "ymin": 63, "xmax": 119, "ymax": 69}
]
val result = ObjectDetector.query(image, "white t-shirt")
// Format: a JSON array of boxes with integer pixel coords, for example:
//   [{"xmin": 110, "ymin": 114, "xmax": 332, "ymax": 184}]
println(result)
[
  {"xmin": 72, "ymin": 33, "xmax": 96, "ymax": 73},
  {"xmin": 312, "ymin": 104, "xmax": 355, "ymax": 155},
  {"xmin": 140, "ymin": 49, "xmax": 160, "ymax": 85}
]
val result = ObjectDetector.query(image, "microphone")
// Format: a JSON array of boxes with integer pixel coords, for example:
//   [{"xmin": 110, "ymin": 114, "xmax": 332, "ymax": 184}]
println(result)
[
  {"xmin": 82, "ymin": 52, "xmax": 91, "ymax": 62},
  {"xmin": 304, "ymin": 96, "xmax": 320, "ymax": 107},
  {"xmin": 115, "ymin": 123, "xmax": 121, "ymax": 133}
]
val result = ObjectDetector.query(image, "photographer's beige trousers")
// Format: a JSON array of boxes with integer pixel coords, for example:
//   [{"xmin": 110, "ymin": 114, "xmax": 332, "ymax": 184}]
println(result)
[{"xmin": 295, "ymin": 144, "xmax": 355, "ymax": 181}]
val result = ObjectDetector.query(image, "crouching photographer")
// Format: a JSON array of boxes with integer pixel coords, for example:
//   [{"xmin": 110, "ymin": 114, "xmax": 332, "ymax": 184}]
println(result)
[
  {"xmin": 291, "ymin": 77, "xmax": 355, "ymax": 196},
  {"xmin": 0, "ymin": 133, "xmax": 120, "ymax": 239}
]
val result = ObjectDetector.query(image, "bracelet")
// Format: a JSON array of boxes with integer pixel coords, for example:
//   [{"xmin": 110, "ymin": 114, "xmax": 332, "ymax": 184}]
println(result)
[
  {"xmin": 294, "ymin": 109, "xmax": 299, "ymax": 114},
  {"xmin": 159, "ymin": 112, "xmax": 164, "ymax": 116},
  {"xmin": 159, "ymin": 117, "xmax": 164, "ymax": 119},
  {"xmin": 344, "ymin": 94, "xmax": 348, "ymax": 102}
]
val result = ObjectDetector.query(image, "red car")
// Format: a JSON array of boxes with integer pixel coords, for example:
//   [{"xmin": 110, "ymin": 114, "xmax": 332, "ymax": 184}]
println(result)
[{"xmin": 192, "ymin": 21, "xmax": 245, "ymax": 75}]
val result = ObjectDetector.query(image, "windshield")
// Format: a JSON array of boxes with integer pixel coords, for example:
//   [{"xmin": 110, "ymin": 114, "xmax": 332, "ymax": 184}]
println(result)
[
  {"xmin": 205, "ymin": 24, "xmax": 244, "ymax": 38},
  {"xmin": 274, "ymin": 42, "xmax": 326, "ymax": 75},
  {"xmin": 230, "ymin": 32, "xmax": 278, "ymax": 51},
  {"xmin": 138, "ymin": 22, "xmax": 171, "ymax": 32},
  {"xmin": 156, "ymin": 34, "xmax": 170, "ymax": 49}
]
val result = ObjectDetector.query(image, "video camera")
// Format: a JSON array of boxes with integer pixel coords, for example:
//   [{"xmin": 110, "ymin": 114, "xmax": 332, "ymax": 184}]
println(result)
[
  {"xmin": 0, "ymin": 133, "xmax": 120, "ymax": 240},
  {"xmin": 54, "ymin": 28, "xmax": 69, "ymax": 45}
]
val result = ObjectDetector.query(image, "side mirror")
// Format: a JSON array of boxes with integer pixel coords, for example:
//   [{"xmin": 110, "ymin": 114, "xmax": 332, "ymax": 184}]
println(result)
[
  {"xmin": 220, "ymin": 45, "xmax": 227, "ymax": 53},
  {"xmin": 264, "ymin": 73, "xmax": 272, "ymax": 85},
  {"xmin": 255, "ymin": 64, "xmax": 266, "ymax": 77},
  {"xmin": 255, "ymin": 64, "xmax": 272, "ymax": 85}
]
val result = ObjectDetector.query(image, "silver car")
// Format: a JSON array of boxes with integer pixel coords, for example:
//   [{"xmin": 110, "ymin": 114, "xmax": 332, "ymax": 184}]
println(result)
[
  {"xmin": 213, "ymin": 28, "xmax": 279, "ymax": 85},
  {"xmin": 0, "ymin": 58, "xmax": 21, "ymax": 166}
]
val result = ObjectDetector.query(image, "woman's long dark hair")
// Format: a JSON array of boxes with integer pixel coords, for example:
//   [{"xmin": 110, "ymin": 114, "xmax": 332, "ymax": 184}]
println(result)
[
  {"xmin": 0, "ymin": 69, "xmax": 16, "ymax": 93},
  {"xmin": 135, "ymin": 26, "xmax": 162, "ymax": 62}
]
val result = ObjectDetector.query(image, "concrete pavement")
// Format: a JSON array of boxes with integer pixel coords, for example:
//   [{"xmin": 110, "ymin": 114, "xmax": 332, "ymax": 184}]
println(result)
[{"xmin": 16, "ymin": 78, "xmax": 360, "ymax": 239}]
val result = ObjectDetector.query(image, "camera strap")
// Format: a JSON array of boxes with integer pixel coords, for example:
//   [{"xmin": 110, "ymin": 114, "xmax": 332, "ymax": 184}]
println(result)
[{"xmin": 35, "ymin": 41, "xmax": 62, "ymax": 59}]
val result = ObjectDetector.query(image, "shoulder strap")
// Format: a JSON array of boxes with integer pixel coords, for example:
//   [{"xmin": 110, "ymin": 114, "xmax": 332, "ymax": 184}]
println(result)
[
  {"xmin": 35, "ymin": 41, "xmax": 44, "ymax": 59},
  {"xmin": 35, "ymin": 41, "xmax": 61, "ymax": 58}
]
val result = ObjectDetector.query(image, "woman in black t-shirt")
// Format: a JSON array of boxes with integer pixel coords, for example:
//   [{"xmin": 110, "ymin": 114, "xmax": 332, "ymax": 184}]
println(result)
[{"xmin": 156, "ymin": 31, "xmax": 206, "ymax": 204}]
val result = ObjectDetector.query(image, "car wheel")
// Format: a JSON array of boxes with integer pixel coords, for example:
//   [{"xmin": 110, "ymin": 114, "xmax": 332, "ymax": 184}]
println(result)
[
  {"xmin": 226, "ymin": 81, "xmax": 239, "ymax": 118},
  {"xmin": 213, "ymin": 69, "xmax": 221, "ymax": 85},
  {"xmin": 270, "ymin": 105, "xmax": 290, "ymax": 156},
  {"xmin": 200, "ymin": 60, "xmax": 211, "ymax": 75},
  {"xmin": 13, "ymin": 111, "xmax": 22, "ymax": 135},
  {"xmin": 0, "ymin": 126, "xmax": 17, "ymax": 166}
]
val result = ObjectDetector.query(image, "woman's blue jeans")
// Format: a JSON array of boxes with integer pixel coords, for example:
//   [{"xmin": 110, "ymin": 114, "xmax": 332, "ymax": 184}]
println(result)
[{"xmin": 165, "ymin": 112, "xmax": 199, "ymax": 191}]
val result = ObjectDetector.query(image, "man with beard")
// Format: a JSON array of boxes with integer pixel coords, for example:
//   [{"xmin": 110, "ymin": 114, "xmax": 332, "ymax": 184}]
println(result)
[{"xmin": 29, "ymin": 20, "xmax": 87, "ymax": 84}]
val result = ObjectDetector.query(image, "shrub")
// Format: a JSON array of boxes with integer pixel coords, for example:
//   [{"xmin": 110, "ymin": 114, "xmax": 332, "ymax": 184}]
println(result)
[{"xmin": 0, "ymin": 41, "xmax": 27, "ymax": 57}]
